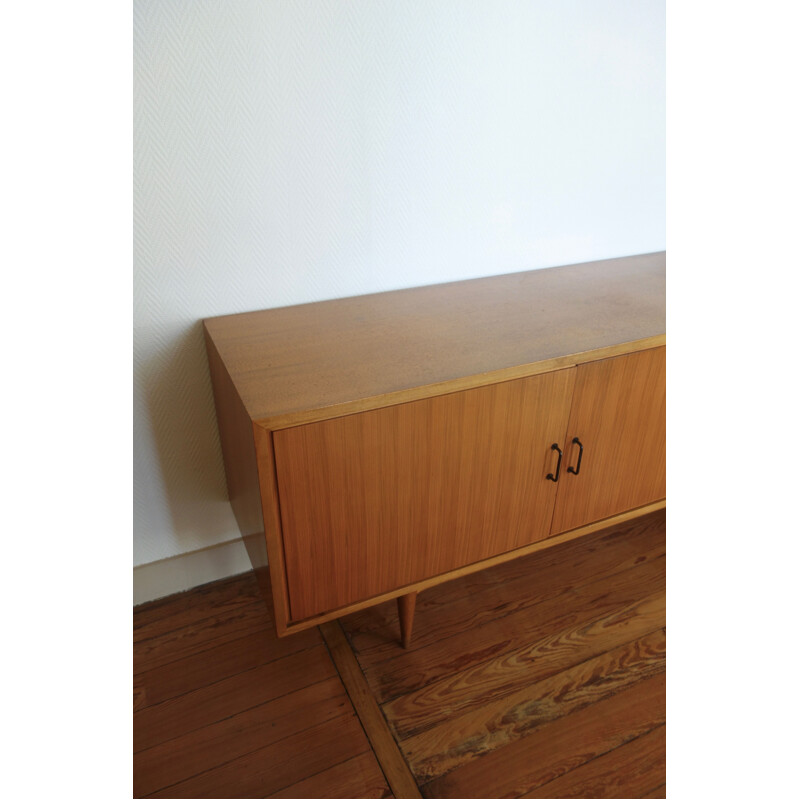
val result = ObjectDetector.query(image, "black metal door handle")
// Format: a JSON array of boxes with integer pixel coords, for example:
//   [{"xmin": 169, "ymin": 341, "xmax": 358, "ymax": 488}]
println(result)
[
  {"xmin": 567, "ymin": 437, "xmax": 584, "ymax": 475},
  {"xmin": 546, "ymin": 443, "xmax": 563, "ymax": 482}
]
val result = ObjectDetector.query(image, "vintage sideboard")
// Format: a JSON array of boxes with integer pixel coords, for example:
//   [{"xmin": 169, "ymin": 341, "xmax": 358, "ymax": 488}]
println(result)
[{"xmin": 204, "ymin": 252, "xmax": 666, "ymax": 646}]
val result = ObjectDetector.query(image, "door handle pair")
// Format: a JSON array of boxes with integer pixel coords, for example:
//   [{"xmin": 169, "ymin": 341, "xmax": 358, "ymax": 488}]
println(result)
[{"xmin": 546, "ymin": 437, "xmax": 584, "ymax": 482}]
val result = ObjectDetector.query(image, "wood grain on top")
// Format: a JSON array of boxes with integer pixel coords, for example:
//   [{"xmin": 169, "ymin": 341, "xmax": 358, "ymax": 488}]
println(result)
[{"xmin": 203, "ymin": 252, "xmax": 665, "ymax": 427}]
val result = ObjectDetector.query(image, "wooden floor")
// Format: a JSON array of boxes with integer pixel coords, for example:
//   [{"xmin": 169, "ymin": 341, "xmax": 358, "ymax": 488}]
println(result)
[{"xmin": 134, "ymin": 510, "xmax": 665, "ymax": 798}]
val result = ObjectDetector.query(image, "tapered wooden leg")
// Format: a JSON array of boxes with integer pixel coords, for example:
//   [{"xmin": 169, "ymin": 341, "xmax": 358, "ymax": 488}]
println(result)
[{"xmin": 397, "ymin": 592, "xmax": 417, "ymax": 649}]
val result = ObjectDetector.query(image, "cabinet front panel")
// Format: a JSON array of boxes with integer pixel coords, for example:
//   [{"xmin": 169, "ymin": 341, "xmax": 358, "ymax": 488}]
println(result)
[
  {"xmin": 550, "ymin": 347, "xmax": 666, "ymax": 535},
  {"xmin": 273, "ymin": 370, "xmax": 575, "ymax": 621}
]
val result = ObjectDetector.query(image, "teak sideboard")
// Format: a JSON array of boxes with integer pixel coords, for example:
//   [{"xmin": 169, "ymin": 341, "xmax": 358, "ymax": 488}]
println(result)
[{"xmin": 204, "ymin": 252, "xmax": 666, "ymax": 646}]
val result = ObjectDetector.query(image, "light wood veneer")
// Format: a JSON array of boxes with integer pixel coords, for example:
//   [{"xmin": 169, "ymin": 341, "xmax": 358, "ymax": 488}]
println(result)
[
  {"xmin": 274, "ymin": 368, "xmax": 575, "ymax": 620},
  {"xmin": 551, "ymin": 346, "xmax": 666, "ymax": 535},
  {"xmin": 204, "ymin": 252, "xmax": 666, "ymax": 641}
]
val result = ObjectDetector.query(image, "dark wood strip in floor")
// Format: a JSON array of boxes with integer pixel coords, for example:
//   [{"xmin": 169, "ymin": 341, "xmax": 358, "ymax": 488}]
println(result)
[
  {"xmin": 134, "ymin": 509, "xmax": 665, "ymax": 798},
  {"xmin": 320, "ymin": 621, "xmax": 421, "ymax": 799}
]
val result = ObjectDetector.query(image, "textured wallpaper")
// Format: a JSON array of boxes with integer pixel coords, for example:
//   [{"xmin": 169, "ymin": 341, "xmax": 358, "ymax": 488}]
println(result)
[{"xmin": 133, "ymin": 0, "xmax": 665, "ymax": 567}]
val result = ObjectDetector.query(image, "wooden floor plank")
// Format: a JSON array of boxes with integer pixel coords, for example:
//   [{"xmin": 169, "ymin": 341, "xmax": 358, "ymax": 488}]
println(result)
[
  {"xmin": 520, "ymin": 725, "xmax": 666, "ymax": 798},
  {"xmin": 134, "ymin": 601, "xmax": 275, "ymax": 675},
  {"xmin": 344, "ymin": 511, "xmax": 665, "ymax": 665},
  {"xmin": 363, "ymin": 554, "xmax": 664, "ymax": 704},
  {"xmin": 135, "ymin": 512, "xmax": 666, "ymax": 799},
  {"xmin": 134, "ymin": 677, "xmax": 350, "ymax": 797},
  {"xmin": 147, "ymin": 712, "xmax": 373, "ymax": 799},
  {"xmin": 134, "ymin": 644, "xmax": 337, "ymax": 753},
  {"xmin": 266, "ymin": 752, "xmax": 392, "ymax": 799},
  {"xmin": 385, "ymin": 590, "xmax": 664, "ymax": 739},
  {"xmin": 320, "ymin": 621, "xmax": 422, "ymax": 799},
  {"xmin": 403, "ymin": 628, "xmax": 665, "ymax": 782},
  {"xmin": 642, "ymin": 783, "xmax": 667, "ymax": 798},
  {"xmin": 134, "ymin": 624, "xmax": 320, "ymax": 711},
  {"xmin": 135, "ymin": 573, "xmax": 391, "ymax": 800},
  {"xmin": 133, "ymin": 572, "xmax": 263, "ymax": 643},
  {"xmin": 422, "ymin": 672, "xmax": 666, "ymax": 798}
]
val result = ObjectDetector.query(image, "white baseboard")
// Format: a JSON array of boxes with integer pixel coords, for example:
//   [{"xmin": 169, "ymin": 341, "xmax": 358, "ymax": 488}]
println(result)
[{"xmin": 134, "ymin": 536, "xmax": 260, "ymax": 605}]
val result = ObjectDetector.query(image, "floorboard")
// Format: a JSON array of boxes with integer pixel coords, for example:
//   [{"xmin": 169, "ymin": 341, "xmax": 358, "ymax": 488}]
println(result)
[
  {"xmin": 147, "ymin": 712, "xmax": 373, "ymax": 798},
  {"xmin": 134, "ymin": 644, "xmax": 339, "ymax": 753},
  {"xmin": 519, "ymin": 725, "xmax": 666, "ymax": 798},
  {"xmin": 365, "ymin": 556, "xmax": 664, "ymax": 706},
  {"xmin": 134, "ymin": 576, "xmax": 390, "ymax": 799},
  {"xmin": 133, "ymin": 572, "xmax": 264, "ymax": 643},
  {"xmin": 266, "ymin": 752, "xmax": 392, "ymax": 799},
  {"xmin": 320, "ymin": 621, "xmax": 421, "ymax": 799},
  {"xmin": 383, "ymin": 590, "xmax": 665, "ymax": 739},
  {"xmin": 422, "ymin": 673, "xmax": 666, "ymax": 798},
  {"xmin": 134, "ymin": 677, "xmax": 350, "ymax": 796},
  {"xmin": 134, "ymin": 624, "xmax": 320, "ymax": 711},
  {"xmin": 403, "ymin": 628, "xmax": 665, "ymax": 783},
  {"xmin": 344, "ymin": 509, "xmax": 666, "ymax": 798},
  {"xmin": 134, "ymin": 509, "xmax": 665, "ymax": 798}
]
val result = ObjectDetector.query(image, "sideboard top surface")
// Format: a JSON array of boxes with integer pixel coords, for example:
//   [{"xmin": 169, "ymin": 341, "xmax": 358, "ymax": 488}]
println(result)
[{"xmin": 204, "ymin": 251, "xmax": 665, "ymax": 427}]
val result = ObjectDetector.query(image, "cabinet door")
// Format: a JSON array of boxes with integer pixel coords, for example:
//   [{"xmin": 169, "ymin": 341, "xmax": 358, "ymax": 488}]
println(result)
[
  {"xmin": 550, "ymin": 346, "xmax": 665, "ymax": 535},
  {"xmin": 273, "ymin": 369, "xmax": 575, "ymax": 621}
]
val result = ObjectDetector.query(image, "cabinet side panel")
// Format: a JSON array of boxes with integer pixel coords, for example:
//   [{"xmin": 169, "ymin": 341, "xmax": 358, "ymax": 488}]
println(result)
[
  {"xmin": 204, "ymin": 327, "xmax": 266, "ymax": 563},
  {"xmin": 274, "ymin": 370, "xmax": 575, "ymax": 621},
  {"xmin": 253, "ymin": 425, "xmax": 292, "ymax": 636},
  {"xmin": 551, "ymin": 346, "xmax": 666, "ymax": 534}
]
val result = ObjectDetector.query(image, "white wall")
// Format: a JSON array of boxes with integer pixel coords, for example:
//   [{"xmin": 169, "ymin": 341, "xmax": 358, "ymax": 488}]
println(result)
[{"xmin": 133, "ymin": 0, "xmax": 665, "ymax": 600}]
